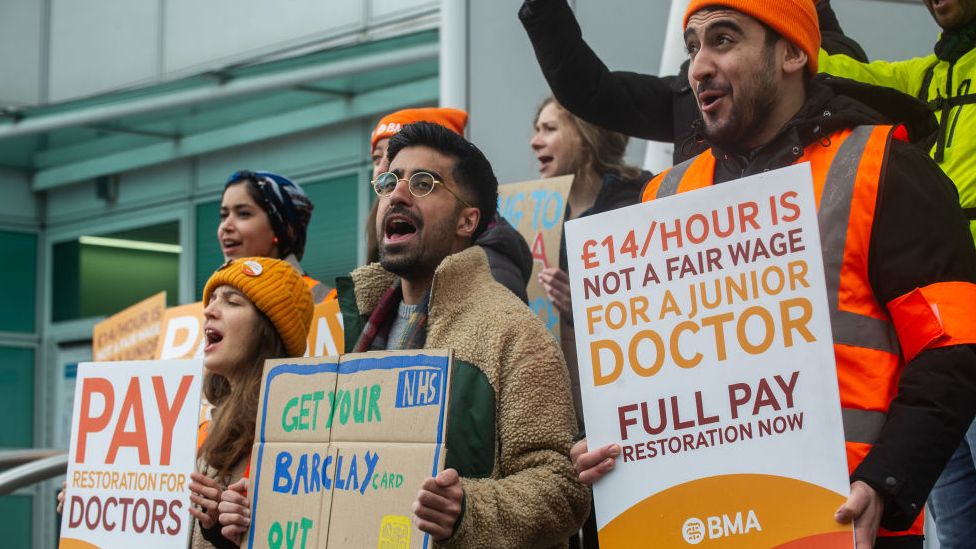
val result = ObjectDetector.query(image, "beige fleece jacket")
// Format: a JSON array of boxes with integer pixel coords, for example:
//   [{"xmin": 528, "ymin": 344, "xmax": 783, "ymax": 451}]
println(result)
[{"xmin": 349, "ymin": 245, "xmax": 590, "ymax": 548}]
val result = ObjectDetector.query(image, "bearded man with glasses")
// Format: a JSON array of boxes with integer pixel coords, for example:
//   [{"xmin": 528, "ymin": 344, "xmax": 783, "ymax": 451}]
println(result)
[{"xmin": 336, "ymin": 121, "xmax": 589, "ymax": 548}]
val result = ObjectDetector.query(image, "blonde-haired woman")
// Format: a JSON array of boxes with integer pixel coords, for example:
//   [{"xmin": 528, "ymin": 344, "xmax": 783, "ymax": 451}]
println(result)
[{"xmin": 531, "ymin": 96, "xmax": 652, "ymax": 430}]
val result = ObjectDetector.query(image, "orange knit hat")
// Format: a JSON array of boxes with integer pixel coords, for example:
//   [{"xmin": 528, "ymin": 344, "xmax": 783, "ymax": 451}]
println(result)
[
  {"xmin": 684, "ymin": 0, "xmax": 821, "ymax": 74},
  {"xmin": 203, "ymin": 257, "xmax": 313, "ymax": 357},
  {"xmin": 370, "ymin": 107, "xmax": 468, "ymax": 149}
]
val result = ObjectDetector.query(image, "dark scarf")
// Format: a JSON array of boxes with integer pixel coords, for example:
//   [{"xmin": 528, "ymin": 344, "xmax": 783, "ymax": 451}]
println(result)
[
  {"xmin": 351, "ymin": 281, "xmax": 429, "ymax": 352},
  {"xmin": 935, "ymin": 17, "xmax": 976, "ymax": 62}
]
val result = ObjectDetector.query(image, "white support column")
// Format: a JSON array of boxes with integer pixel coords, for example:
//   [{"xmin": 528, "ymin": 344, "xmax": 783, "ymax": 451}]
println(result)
[
  {"xmin": 643, "ymin": 0, "xmax": 691, "ymax": 174},
  {"xmin": 439, "ymin": 0, "xmax": 468, "ymax": 116}
]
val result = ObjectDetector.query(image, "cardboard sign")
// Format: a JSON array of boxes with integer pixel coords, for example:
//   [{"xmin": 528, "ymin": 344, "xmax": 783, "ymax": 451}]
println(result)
[
  {"xmin": 247, "ymin": 350, "xmax": 452, "ymax": 549},
  {"xmin": 154, "ymin": 299, "xmax": 344, "ymax": 360},
  {"xmin": 59, "ymin": 359, "xmax": 204, "ymax": 549},
  {"xmin": 566, "ymin": 164, "xmax": 853, "ymax": 548},
  {"xmin": 154, "ymin": 303, "xmax": 205, "ymax": 360},
  {"xmin": 498, "ymin": 175, "xmax": 573, "ymax": 337},
  {"xmin": 93, "ymin": 293, "xmax": 166, "ymax": 361}
]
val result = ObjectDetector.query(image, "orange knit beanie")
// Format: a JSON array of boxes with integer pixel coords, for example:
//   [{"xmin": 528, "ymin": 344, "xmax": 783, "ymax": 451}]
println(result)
[
  {"xmin": 371, "ymin": 107, "xmax": 468, "ymax": 149},
  {"xmin": 203, "ymin": 257, "xmax": 313, "ymax": 357},
  {"xmin": 684, "ymin": 0, "xmax": 821, "ymax": 73}
]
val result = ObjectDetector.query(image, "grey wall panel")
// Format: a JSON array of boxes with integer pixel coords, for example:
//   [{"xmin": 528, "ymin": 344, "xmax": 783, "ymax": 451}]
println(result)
[
  {"xmin": 833, "ymin": 0, "xmax": 938, "ymax": 62},
  {"xmin": 469, "ymin": 0, "xmax": 667, "ymax": 185},
  {"xmin": 0, "ymin": 0, "xmax": 44, "ymax": 105},
  {"xmin": 370, "ymin": 0, "xmax": 438, "ymax": 21},
  {"xmin": 0, "ymin": 168, "xmax": 38, "ymax": 226},
  {"xmin": 194, "ymin": 122, "xmax": 364, "ymax": 194},
  {"xmin": 468, "ymin": 0, "xmax": 551, "ymax": 185},
  {"xmin": 45, "ymin": 161, "xmax": 193, "ymax": 225},
  {"xmin": 572, "ymin": 0, "xmax": 669, "ymax": 171},
  {"xmin": 163, "ymin": 0, "xmax": 363, "ymax": 75},
  {"xmin": 48, "ymin": 0, "xmax": 160, "ymax": 102}
]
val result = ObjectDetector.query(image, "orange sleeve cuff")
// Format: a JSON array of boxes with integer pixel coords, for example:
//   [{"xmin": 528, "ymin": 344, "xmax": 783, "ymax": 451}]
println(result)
[{"xmin": 887, "ymin": 282, "xmax": 976, "ymax": 363}]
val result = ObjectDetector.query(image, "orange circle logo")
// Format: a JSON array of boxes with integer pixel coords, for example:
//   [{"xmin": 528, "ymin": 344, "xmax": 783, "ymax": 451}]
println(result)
[{"xmin": 242, "ymin": 260, "xmax": 263, "ymax": 277}]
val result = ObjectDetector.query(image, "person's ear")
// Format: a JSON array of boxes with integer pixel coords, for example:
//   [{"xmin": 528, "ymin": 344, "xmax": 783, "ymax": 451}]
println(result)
[
  {"xmin": 456, "ymin": 206, "xmax": 480, "ymax": 239},
  {"xmin": 782, "ymin": 41, "xmax": 808, "ymax": 76}
]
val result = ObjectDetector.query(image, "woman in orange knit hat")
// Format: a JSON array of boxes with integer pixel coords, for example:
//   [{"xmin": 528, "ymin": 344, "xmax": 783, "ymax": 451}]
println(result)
[{"xmin": 187, "ymin": 256, "xmax": 313, "ymax": 549}]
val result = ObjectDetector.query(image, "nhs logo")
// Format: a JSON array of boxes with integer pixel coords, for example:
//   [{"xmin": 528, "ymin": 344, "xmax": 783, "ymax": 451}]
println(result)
[{"xmin": 395, "ymin": 367, "xmax": 442, "ymax": 408}]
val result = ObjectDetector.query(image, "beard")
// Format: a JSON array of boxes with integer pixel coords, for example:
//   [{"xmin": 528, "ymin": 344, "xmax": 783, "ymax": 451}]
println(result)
[
  {"xmin": 702, "ymin": 47, "xmax": 780, "ymax": 152},
  {"xmin": 379, "ymin": 204, "xmax": 460, "ymax": 280}
]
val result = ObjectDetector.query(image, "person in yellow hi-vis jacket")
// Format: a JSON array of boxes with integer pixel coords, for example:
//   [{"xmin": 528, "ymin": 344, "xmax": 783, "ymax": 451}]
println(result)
[
  {"xmin": 819, "ymin": 1, "xmax": 976, "ymax": 242},
  {"xmin": 818, "ymin": 2, "xmax": 976, "ymax": 546}
]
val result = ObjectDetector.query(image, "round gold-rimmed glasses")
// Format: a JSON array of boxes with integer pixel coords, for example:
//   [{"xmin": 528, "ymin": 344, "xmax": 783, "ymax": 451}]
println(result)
[{"xmin": 371, "ymin": 171, "xmax": 473, "ymax": 208}]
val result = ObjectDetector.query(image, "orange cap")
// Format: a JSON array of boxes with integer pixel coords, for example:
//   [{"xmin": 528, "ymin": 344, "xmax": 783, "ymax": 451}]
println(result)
[
  {"xmin": 684, "ymin": 0, "xmax": 820, "ymax": 74},
  {"xmin": 370, "ymin": 107, "xmax": 468, "ymax": 149}
]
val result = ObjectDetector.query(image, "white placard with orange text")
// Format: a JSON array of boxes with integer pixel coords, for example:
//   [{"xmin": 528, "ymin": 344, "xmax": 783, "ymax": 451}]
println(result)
[
  {"xmin": 566, "ymin": 163, "xmax": 853, "ymax": 547},
  {"xmin": 59, "ymin": 360, "xmax": 203, "ymax": 549}
]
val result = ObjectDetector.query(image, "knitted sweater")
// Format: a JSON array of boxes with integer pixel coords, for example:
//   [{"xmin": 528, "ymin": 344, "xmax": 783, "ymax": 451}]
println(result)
[{"xmin": 337, "ymin": 245, "xmax": 590, "ymax": 548}]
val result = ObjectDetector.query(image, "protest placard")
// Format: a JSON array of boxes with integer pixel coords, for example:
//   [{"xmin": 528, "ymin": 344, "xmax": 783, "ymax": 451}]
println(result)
[
  {"xmin": 305, "ymin": 298, "xmax": 344, "ymax": 357},
  {"xmin": 566, "ymin": 163, "xmax": 853, "ymax": 547},
  {"xmin": 154, "ymin": 302, "xmax": 205, "ymax": 360},
  {"xmin": 154, "ymin": 299, "xmax": 343, "ymax": 360},
  {"xmin": 92, "ymin": 292, "xmax": 166, "ymax": 361},
  {"xmin": 498, "ymin": 175, "xmax": 573, "ymax": 337},
  {"xmin": 59, "ymin": 359, "xmax": 204, "ymax": 549},
  {"xmin": 246, "ymin": 350, "xmax": 451, "ymax": 549}
]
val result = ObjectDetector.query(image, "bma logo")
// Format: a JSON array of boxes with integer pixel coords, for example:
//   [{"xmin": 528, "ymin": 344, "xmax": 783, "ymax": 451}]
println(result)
[
  {"xmin": 395, "ymin": 367, "xmax": 442, "ymax": 408},
  {"xmin": 681, "ymin": 518, "xmax": 706, "ymax": 545},
  {"xmin": 682, "ymin": 510, "xmax": 762, "ymax": 544}
]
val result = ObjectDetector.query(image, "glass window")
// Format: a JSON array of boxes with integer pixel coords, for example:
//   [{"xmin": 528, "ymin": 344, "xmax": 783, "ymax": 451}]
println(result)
[
  {"xmin": 0, "ymin": 231, "xmax": 37, "ymax": 333},
  {"xmin": 52, "ymin": 222, "xmax": 179, "ymax": 322},
  {"xmin": 0, "ymin": 346, "xmax": 34, "ymax": 447}
]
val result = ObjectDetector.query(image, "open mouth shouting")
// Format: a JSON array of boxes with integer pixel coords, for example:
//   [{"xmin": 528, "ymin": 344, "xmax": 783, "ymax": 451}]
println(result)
[
  {"xmin": 697, "ymin": 85, "xmax": 729, "ymax": 116},
  {"xmin": 221, "ymin": 238, "xmax": 243, "ymax": 256},
  {"xmin": 383, "ymin": 209, "xmax": 421, "ymax": 245},
  {"xmin": 537, "ymin": 155, "xmax": 554, "ymax": 175},
  {"xmin": 203, "ymin": 325, "xmax": 224, "ymax": 354}
]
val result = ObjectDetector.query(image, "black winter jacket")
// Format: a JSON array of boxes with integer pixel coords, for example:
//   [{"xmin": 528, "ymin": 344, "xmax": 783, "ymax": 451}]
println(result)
[
  {"xmin": 519, "ymin": 0, "xmax": 870, "ymax": 164},
  {"xmin": 478, "ymin": 214, "xmax": 533, "ymax": 304},
  {"xmin": 684, "ymin": 76, "xmax": 976, "ymax": 533}
]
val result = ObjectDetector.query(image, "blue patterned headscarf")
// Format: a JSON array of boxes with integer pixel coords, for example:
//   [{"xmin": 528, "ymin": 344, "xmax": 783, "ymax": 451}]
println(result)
[{"xmin": 224, "ymin": 170, "xmax": 314, "ymax": 260}]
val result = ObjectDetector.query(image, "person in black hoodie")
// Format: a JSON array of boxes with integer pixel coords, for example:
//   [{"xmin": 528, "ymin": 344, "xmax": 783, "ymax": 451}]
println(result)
[
  {"xmin": 519, "ymin": 0, "xmax": 868, "ymax": 165},
  {"xmin": 571, "ymin": 2, "xmax": 976, "ymax": 548}
]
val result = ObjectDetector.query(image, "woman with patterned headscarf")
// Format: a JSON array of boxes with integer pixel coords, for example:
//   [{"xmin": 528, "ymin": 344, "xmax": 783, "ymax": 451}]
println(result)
[{"xmin": 219, "ymin": 170, "xmax": 335, "ymax": 303}]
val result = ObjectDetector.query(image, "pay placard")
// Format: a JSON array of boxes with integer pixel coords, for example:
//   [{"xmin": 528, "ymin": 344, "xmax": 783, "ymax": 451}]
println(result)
[
  {"xmin": 566, "ymin": 163, "xmax": 853, "ymax": 548},
  {"xmin": 60, "ymin": 360, "xmax": 203, "ymax": 549}
]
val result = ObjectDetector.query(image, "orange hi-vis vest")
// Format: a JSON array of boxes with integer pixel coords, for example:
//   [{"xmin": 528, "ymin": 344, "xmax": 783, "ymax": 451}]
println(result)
[
  {"xmin": 644, "ymin": 125, "xmax": 950, "ymax": 538},
  {"xmin": 303, "ymin": 275, "xmax": 337, "ymax": 304}
]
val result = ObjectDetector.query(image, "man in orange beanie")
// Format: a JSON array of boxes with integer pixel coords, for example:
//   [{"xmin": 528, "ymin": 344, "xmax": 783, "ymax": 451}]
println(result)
[
  {"xmin": 371, "ymin": 107, "xmax": 469, "ymax": 178},
  {"xmin": 571, "ymin": 2, "xmax": 976, "ymax": 549},
  {"xmin": 365, "ymin": 108, "xmax": 533, "ymax": 303}
]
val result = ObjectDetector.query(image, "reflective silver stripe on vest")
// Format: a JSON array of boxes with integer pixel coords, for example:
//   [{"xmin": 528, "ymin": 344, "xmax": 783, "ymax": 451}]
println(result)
[
  {"xmin": 842, "ymin": 407, "xmax": 887, "ymax": 445},
  {"xmin": 310, "ymin": 282, "xmax": 330, "ymax": 303},
  {"xmin": 818, "ymin": 126, "xmax": 901, "ymax": 356},
  {"xmin": 656, "ymin": 156, "xmax": 698, "ymax": 198}
]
